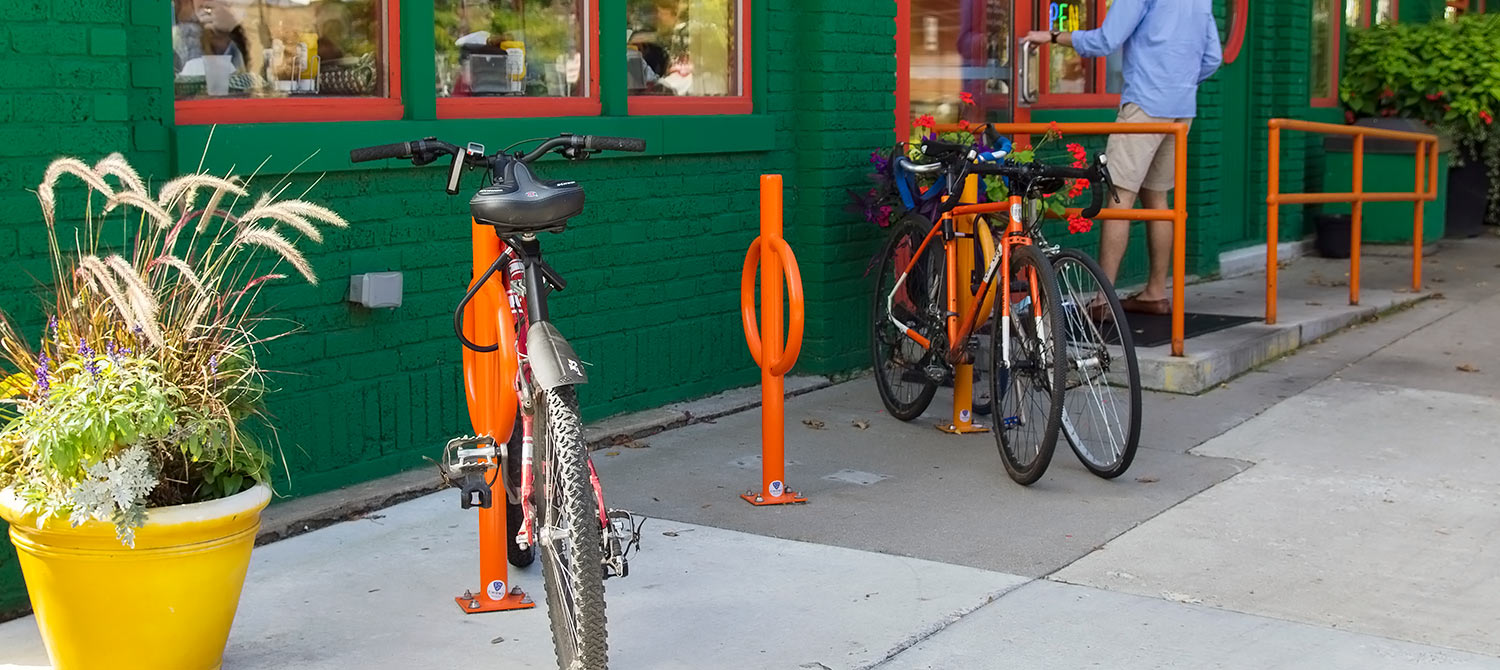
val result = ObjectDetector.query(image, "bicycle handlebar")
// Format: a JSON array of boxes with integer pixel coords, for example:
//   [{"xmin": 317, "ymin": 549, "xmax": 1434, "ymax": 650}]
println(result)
[{"xmin": 350, "ymin": 134, "xmax": 645, "ymax": 166}]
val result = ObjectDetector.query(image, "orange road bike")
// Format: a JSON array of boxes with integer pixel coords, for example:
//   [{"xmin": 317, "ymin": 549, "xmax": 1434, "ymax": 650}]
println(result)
[
  {"xmin": 352, "ymin": 134, "xmax": 647, "ymax": 670},
  {"xmin": 871, "ymin": 137, "xmax": 1111, "ymax": 485}
]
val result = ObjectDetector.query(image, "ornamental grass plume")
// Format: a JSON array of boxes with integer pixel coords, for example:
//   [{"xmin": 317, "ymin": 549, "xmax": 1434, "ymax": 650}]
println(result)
[{"xmin": 0, "ymin": 153, "xmax": 351, "ymax": 545}]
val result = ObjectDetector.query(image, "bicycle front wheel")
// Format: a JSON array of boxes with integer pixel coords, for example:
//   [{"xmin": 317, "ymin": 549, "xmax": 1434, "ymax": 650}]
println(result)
[
  {"xmin": 1052, "ymin": 248, "xmax": 1141, "ymax": 479},
  {"xmin": 990, "ymin": 244, "xmax": 1066, "ymax": 486},
  {"xmin": 537, "ymin": 385, "xmax": 608, "ymax": 670}
]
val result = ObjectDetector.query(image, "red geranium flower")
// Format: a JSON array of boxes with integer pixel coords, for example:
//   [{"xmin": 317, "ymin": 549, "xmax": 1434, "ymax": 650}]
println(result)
[
  {"xmin": 914, "ymin": 115, "xmax": 936, "ymax": 129},
  {"xmin": 1482, "ymin": 110, "xmax": 1494, "ymax": 125},
  {"xmin": 960, "ymin": 91, "xmax": 975, "ymax": 105},
  {"xmin": 1048, "ymin": 121, "xmax": 1063, "ymax": 138},
  {"xmin": 1381, "ymin": 88, "xmax": 1395, "ymax": 99},
  {"xmin": 1067, "ymin": 215, "xmax": 1093, "ymax": 234},
  {"xmin": 958, "ymin": 120, "xmax": 972, "ymax": 131},
  {"xmin": 1426, "ymin": 93, "xmax": 1441, "ymax": 101},
  {"xmin": 1345, "ymin": 110, "xmax": 1356, "ymax": 124}
]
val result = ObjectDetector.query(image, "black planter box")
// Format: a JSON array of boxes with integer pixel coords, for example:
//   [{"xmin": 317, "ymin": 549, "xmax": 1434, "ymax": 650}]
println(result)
[{"xmin": 1315, "ymin": 214, "xmax": 1352, "ymax": 259}]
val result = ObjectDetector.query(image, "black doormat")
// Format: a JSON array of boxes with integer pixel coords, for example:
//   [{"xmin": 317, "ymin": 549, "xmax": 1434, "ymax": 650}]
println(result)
[{"xmin": 1107, "ymin": 312, "xmax": 1261, "ymax": 348}]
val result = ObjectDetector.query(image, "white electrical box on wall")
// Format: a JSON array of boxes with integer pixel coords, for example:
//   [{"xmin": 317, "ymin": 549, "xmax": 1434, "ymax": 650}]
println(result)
[{"xmin": 348, "ymin": 272, "xmax": 403, "ymax": 309}]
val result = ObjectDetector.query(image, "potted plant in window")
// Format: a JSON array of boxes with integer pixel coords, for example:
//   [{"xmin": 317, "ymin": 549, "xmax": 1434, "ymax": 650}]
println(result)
[
  {"xmin": 0, "ymin": 154, "xmax": 348, "ymax": 670},
  {"xmin": 1341, "ymin": 13, "xmax": 1500, "ymax": 238}
]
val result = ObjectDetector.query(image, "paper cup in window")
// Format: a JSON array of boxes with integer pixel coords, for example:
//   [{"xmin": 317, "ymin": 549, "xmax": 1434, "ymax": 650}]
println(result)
[{"xmin": 204, "ymin": 55, "xmax": 234, "ymax": 96}]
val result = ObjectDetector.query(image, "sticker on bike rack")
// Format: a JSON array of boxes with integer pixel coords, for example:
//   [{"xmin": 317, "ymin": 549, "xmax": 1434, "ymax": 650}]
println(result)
[
  {"xmin": 486, "ymin": 579, "xmax": 507, "ymax": 600},
  {"xmin": 769, "ymin": 480, "xmax": 785, "ymax": 498},
  {"xmin": 960, "ymin": 409, "xmax": 971, "ymax": 423}
]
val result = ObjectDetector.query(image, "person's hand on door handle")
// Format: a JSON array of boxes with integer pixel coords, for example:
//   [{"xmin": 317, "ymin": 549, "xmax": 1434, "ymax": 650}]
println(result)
[{"xmin": 1022, "ymin": 30, "xmax": 1071, "ymax": 47}]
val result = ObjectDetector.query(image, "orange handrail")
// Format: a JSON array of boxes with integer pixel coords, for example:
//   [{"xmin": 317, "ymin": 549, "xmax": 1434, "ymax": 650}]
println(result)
[
  {"xmin": 1265, "ymin": 119, "xmax": 1438, "ymax": 324},
  {"xmin": 926, "ymin": 121, "xmax": 1192, "ymax": 356},
  {"xmin": 739, "ymin": 174, "xmax": 807, "ymax": 506}
]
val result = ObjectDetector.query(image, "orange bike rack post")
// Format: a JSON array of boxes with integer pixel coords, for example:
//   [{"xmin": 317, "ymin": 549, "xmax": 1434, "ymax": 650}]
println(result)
[
  {"xmin": 740, "ymin": 174, "xmax": 808, "ymax": 506},
  {"xmin": 930, "ymin": 121, "xmax": 1191, "ymax": 356},
  {"xmin": 455, "ymin": 220, "xmax": 533, "ymax": 614},
  {"xmin": 1264, "ymin": 119, "xmax": 1438, "ymax": 324}
]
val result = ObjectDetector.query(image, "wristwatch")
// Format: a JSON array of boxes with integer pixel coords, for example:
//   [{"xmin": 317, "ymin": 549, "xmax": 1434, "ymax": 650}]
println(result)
[{"xmin": 1050, "ymin": 31, "xmax": 1060, "ymax": 44}]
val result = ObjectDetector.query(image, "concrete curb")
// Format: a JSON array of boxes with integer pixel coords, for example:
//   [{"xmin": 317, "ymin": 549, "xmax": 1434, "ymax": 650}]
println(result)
[{"xmin": 256, "ymin": 375, "xmax": 838, "ymax": 545}]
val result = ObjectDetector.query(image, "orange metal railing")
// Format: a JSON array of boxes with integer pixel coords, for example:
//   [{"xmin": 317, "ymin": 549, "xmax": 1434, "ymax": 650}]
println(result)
[
  {"xmin": 929, "ymin": 121, "xmax": 1192, "ymax": 356},
  {"xmin": 1265, "ymin": 119, "xmax": 1439, "ymax": 324},
  {"xmin": 739, "ymin": 174, "xmax": 807, "ymax": 506}
]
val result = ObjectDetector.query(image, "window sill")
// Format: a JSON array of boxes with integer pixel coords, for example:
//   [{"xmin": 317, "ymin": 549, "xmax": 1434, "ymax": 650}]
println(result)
[{"xmin": 172, "ymin": 114, "xmax": 775, "ymax": 175}]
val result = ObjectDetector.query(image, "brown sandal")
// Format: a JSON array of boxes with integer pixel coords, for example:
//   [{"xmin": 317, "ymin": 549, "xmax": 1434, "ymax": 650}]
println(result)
[{"xmin": 1120, "ymin": 293, "xmax": 1171, "ymax": 315}]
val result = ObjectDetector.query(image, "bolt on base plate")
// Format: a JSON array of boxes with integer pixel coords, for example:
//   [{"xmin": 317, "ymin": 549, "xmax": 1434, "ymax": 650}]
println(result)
[
  {"xmin": 454, "ymin": 586, "xmax": 536, "ymax": 614},
  {"xmin": 740, "ymin": 489, "xmax": 808, "ymax": 506}
]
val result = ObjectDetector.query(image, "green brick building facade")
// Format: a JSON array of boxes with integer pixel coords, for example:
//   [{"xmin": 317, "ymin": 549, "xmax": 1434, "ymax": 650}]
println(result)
[{"xmin": 0, "ymin": 0, "xmax": 1480, "ymax": 615}]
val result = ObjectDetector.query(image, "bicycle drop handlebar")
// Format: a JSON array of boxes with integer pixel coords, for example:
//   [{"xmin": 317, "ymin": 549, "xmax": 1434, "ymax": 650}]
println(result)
[{"xmin": 907, "ymin": 137, "xmax": 1114, "ymax": 220}]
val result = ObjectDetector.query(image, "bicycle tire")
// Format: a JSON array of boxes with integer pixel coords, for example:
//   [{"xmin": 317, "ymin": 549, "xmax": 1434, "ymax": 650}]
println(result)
[
  {"xmin": 537, "ymin": 385, "xmax": 608, "ymax": 670},
  {"xmin": 1050, "ymin": 249, "xmax": 1142, "ymax": 479},
  {"xmin": 989, "ymin": 243, "xmax": 1066, "ymax": 486},
  {"xmin": 505, "ymin": 422, "xmax": 535, "ymax": 567},
  {"xmin": 870, "ymin": 216, "xmax": 943, "ymax": 421}
]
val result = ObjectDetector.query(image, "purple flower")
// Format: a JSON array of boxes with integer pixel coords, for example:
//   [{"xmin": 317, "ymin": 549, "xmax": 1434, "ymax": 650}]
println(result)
[
  {"xmin": 34, "ymin": 354, "xmax": 51, "ymax": 397},
  {"xmin": 78, "ymin": 339, "xmax": 99, "ymax": 377},
  {"xmin": 208, "ymin": 355, "xmax": 219, "ymax": 376},
  {"xmin": 47, "ymin": 316, "xmax": 57, "ymax": 340},
  {"xmin": 869, "ymin": 151, "xmax": 890, "ymax": 173},
  {"xmin": 106, "ymin": 339, "xmax": 120, "ymax": 361}
]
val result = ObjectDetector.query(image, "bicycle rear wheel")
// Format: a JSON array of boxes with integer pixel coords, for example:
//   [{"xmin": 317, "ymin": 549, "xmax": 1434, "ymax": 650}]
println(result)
[
  {"xmin": 870, "ymin": 215, "xmax": 944, "ymax": 421},
  {"xmin": 989, "ymin": 244, "xmax": 1066, "ymax": 486},
  {"xmin": 537, "ymin": 385, "xmax": 608, "ymax": 670},
  {"xmin": 1051, "ymin": 249, "xmax": 1141, "ymax": 479}
]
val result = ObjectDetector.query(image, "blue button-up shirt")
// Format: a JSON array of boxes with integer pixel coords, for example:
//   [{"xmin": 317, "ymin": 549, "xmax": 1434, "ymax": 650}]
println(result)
[{"xmin": 1070, "ymin": 0, "xmax": 1222, "ymax": 119}]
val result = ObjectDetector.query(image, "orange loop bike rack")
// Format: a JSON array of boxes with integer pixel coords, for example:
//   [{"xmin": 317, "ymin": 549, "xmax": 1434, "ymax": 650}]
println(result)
[
  {"xmin": 455, "ymin": 220, "xmax": 533, "ymax": 615},
  {"xmin": 1265, "ymin": 119, "xmax": 1438, "ymax": 325},
  {"xmin": 740, "ymin": 174, "xmax": 808, "ymax": 506}
]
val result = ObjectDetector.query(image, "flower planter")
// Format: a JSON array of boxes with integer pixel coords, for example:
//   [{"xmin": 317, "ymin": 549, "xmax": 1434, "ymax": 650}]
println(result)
[{"xmin": 0, "ymin": 484, "xmax": 270, "ymax": 670}]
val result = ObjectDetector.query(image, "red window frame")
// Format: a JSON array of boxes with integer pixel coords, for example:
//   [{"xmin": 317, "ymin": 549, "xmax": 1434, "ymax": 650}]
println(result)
[
  {"xmin": 1312, "ymin": 0, "xmax": 1340, "ymax": 107},
  {"xmin": 437, "ymin": 1, "xmax": 602, "ymax": 119},
  {"xmin": 1033, "ymin": 0, "xmax": 1121, "ymax": 110},
  {"xmin": 175, "ymin": 0, "xmax": 404, "ymax": 125},
  {"xmin": 627, "ymin": 0, "xmax": 752, "ymax": 116}
]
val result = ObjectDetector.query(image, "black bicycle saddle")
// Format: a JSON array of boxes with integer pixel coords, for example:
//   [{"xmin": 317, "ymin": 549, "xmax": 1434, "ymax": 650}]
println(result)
[{"xmin": 469, "ymin": 160, "xmax": 585, "ymax": 234}]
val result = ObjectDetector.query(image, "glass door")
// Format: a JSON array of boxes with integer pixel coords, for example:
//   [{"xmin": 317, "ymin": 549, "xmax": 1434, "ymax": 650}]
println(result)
[{"xmin": 904, "ymin": 0, "xmax": 1019, "ymax": 135}]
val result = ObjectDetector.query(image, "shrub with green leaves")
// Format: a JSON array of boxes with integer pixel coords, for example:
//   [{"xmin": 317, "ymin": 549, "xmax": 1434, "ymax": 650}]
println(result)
[
  {"xmin": 0, "ymin": 153, "xmax": 349, "ymax": 545},
  {"xmin": 1341, "ymin": 13, "xmax": 1500, "ymax": 223}
]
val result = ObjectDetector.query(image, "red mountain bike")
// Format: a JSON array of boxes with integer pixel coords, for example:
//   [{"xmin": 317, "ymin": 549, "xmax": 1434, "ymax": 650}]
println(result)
[{"xmin": 352, "ymin": 134, "xmax": 646, "ymax": 670}]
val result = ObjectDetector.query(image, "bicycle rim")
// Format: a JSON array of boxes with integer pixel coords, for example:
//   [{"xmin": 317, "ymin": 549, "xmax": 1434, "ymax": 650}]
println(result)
[
  {"xmin": 1052, "ymin": 249, "xmax": 1141, "ymax": 478},
  {"xmin": 990, "ymin": 244, "xmax": 1065, "ymax": 485},
  {"xmin": 871, "ymin": 217, "xmax": 942, "ymax": 421},
  {"xmin": 538, "ymin": 386, "xmax": 608, "ymax": 670}
]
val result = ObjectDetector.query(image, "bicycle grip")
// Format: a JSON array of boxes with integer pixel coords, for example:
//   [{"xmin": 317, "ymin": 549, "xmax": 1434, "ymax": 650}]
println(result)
[
  {"xmin": 584, "ymin": 135, "xmax": 646, "ymax": 152},
  {"xmin": 1081, "ymin": 170, "xmax": 1106, "ymax": 219},
  {"xmin": 350, "ymin": 142, "xmax": 412, "ymax": 163}
]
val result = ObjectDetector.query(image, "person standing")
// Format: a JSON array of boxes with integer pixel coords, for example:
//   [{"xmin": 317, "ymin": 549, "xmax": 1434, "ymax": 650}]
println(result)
[{"xmin": 1025, "ymin": 1, "xmax": 1221, "ymax": 315}]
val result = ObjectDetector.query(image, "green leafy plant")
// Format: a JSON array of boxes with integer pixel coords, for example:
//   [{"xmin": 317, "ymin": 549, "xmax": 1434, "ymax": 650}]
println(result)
[
  {"xmin": 0, "ymin": 153, "xmax": 349, "ymax": 545},
  {"xmin": 1341, "ymin": 12, "xmax": 1500, "ymax": 223}
]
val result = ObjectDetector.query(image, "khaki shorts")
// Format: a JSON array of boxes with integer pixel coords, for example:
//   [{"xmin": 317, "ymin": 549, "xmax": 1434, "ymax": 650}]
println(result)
[{"xmin": 1105, "ymin": 103, "xmax": 1193, "ymax": 193}]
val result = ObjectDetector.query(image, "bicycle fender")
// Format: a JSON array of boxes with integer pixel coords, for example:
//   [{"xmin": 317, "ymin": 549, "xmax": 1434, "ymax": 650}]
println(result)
[{"xmin": 527, "ymin": 320, "xmax": 588, "ymax": 389}]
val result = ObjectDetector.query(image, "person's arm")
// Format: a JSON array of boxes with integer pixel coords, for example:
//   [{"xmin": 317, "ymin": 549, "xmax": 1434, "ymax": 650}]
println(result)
[
  {"xmin": 1198, "ymin": 13, "xmax": 1223, "ymax": 83},
  {"xmin": 1025, "ymin": 0, "xmax": 1147, "ymax": 58}
]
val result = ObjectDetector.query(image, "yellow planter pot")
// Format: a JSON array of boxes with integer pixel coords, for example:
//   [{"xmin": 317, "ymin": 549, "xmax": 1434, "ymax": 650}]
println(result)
[{"xmin": 0, "ymin": 483, "xmax": 271, "ymax": 670}]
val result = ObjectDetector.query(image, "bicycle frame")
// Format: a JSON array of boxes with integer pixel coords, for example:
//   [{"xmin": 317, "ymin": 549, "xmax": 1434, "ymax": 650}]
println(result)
[
  {"xmin": 464, "ymin": 225, "xmax": 612, "ymax": 554},
  {"xmin": 886, "ymin": 194, "xmax": 1044, "ymax": 369}
]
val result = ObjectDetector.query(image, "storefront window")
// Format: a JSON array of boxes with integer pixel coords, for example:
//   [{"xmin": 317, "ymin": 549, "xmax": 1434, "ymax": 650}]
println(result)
[
  {"xmin": 1311, "ymin": 0, "xmax": 1337, "ymax": 104},
  {"xmin": 1375, "ymin": 0, "xmax": 1397, "ymax": 23},
  {"xmin": 172, "ymin": 0, "xmax": 387, "ymax": 101},
  {"xmin": 435, "ymin": 0, "xmax": 588, "ymax": 98},
  {"xmin": 908, "ymin": 0, "xmax": 1012, "ymax": 125},
  {"xmin": 626, "ymin": 0, "xmax": 741, "ymax": 98},
  {"xmin": 1346, "ymin": 0, "xmax": 1364, "ymax": 27}
]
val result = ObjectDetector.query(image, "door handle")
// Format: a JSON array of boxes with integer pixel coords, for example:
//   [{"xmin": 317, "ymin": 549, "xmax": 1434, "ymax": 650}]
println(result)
[{"xmin": 1018, "ymin": 39, "xmax": 1040, "ymax": 106}]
